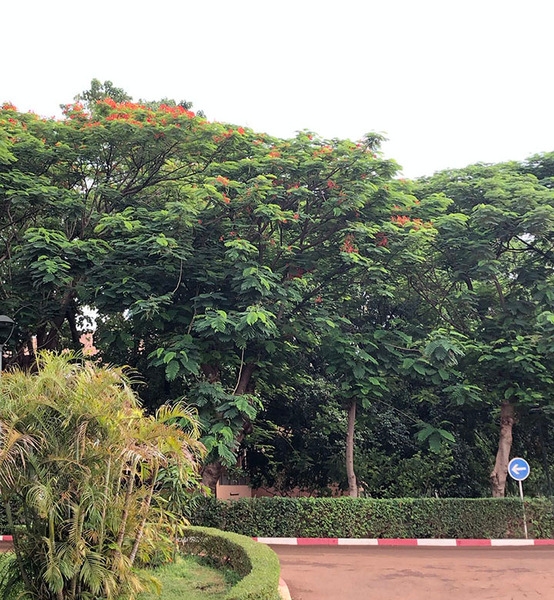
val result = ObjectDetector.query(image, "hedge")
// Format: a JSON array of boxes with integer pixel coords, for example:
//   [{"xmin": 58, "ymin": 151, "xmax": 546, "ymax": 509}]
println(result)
[
  {"xmin": 191, "ymin": 496, "xmax": 554, "ymax": 539},
  {"xmin": 181, "ymin": 526, "xmax": 281, "ymax": 600}
]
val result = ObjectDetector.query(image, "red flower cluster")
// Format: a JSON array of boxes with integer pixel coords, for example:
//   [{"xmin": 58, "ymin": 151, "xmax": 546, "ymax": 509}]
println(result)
[
  {"xmin": 159, "ymin": 104, "xmax": 195, "ymax": 119},
  {"xmin": 391, "ymin": 215, "xmax": 411, "ymax": 226},
  {"xmin": 216, "ymin": 175, "xmax": 230, "ymax": 186},
  {"xmin": 391, "ymin": 215, "xmax": 430, "ymax": 230},
  {"xmin": 341, "ymin": 234, "xmax": 358, "ymax": 253},
  {"xmin": 100, "ymin": 99, "xmax": 146, "ymax": 111},
  {"xmin": 105, "ymin": 113, "xmax": 143, "ymax": 126},
  {"xmin": 375, "ymin": 232, "xmax": 388, "ymax": 247}
]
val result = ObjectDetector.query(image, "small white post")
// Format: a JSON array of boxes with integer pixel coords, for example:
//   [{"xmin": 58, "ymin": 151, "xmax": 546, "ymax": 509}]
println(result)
[{"xmin": 518, "ymin": 480, "xmax": 528, "ymax": 539}]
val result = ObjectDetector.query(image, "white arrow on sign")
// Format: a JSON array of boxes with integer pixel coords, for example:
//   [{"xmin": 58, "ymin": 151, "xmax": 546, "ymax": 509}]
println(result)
[{"xmin": 511, "ymin": 464, "xmax": 526, "ymax": 475}]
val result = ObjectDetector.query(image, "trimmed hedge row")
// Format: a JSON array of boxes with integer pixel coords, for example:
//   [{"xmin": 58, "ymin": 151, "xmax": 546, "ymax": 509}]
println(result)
[
  {"xmin": 181, "ymin": 526, "xmax": 281, "ymax": 600},
  {"xmin": 191, "ymin": 497, "xmax": 554, "ymax": 539}
]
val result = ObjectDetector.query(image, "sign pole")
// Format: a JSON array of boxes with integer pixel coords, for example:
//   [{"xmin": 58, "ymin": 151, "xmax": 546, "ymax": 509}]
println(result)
[
  {"xmin": 508, "ymin": 457, "xmax": 530, "ymax": 540},
  {"xmin": 518, "ymin": 480, "xmax": 528, "ymax": 539}
]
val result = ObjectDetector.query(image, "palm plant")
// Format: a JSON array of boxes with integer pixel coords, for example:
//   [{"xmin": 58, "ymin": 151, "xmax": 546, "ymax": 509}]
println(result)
[{"xmin": 0, "ymin": 352, "xmax": 204, "ymax": 600}]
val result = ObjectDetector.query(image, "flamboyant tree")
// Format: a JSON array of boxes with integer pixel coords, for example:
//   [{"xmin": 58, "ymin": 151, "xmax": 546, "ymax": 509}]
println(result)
[
  {"xmin": 110, "ymin": 126, "xmax": 402, "ymax": 490},
  {"xmin": 1, "ymin": 96, "xmax": 404, "ymax": 491}
]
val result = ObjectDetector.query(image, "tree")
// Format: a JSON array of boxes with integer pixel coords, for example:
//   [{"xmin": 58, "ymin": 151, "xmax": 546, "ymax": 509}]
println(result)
[
  {"xmin": 0, "ymin": 352, "xmax": 204, "ymax": 600},
  {"xmin": 0, "ymin": 97, "xmax": 217, "ymax": 365},
  {"xmin": 74, "ymin": 78, "xmax": 132, "ymax": 107},
  {"xmin": 413, "ymin": 160, "xmax": 554, "ymax": 496},
  {"xmin": 1, "ymin": 98, "xmax": 402, "ymax": 491},
  {"xmin": 91, "ymin": 125, "xmax": 401, "ymax": 490}
]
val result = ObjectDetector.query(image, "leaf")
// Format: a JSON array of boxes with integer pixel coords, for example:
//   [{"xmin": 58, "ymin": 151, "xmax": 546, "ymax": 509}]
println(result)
[
  {"xmin": 165, "ymin": 360, "xmax": 180, "ymax": 381},
  {"xmin": 413, "ymin": 362, "xmax": 427, "ymax": 375},
  {"xmin": 246, "ymin": 311, "xmax": 259, "ymax": 325}
]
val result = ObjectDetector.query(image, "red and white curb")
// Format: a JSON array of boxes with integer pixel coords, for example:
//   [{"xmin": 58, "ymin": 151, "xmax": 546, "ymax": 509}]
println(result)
[
  {"xmin": 254, "ymin": 537, "xmax": 554, "ymax": 547},
  {"xmin": 0, "ymin": 536, "xmax": 12, "ymax": 542}
]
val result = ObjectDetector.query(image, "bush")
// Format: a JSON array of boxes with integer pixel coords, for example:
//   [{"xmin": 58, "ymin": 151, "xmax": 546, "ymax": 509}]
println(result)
[
  {"xmin": 0, "ymin": 353, "xmax": 205, "ymax": 600},
  {"xmin": 192, "ymin": 496, "xmax": 554, "ymax": 539},
  {"xmin": 181, "ymin": 526, "xmax": 281, "ymax": 600}
]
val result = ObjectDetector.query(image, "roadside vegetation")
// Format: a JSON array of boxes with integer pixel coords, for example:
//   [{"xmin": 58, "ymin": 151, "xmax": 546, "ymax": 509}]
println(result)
[
  {"xmin": 0, "ymin": 353, "xmax": 204, "ymax": 599},
  {"xmin": 2, "ymin": 79, "xmax": 554, "ymax": 599},
  {"xmin": 137, "ymin": 555, "xmax": 236, "ymax": 600}
]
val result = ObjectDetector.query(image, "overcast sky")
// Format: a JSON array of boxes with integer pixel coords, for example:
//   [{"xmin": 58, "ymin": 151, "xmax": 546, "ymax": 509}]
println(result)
[{"xmin": 3, "ymin": 0, "xmax": 554, "ymax": 178}]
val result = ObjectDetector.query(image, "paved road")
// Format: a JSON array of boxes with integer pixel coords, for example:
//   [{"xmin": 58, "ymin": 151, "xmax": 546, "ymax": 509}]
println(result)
[{"xmin": 271, "ymin": 545, "xmax": 554, "ymax": 600}]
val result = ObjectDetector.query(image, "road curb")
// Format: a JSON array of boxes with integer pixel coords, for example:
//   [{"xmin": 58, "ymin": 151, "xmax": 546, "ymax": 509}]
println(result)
[
  {"xmin": 278, "ymin": 576, "xmax": 292, "ymax": 600},
  {"xmin": 255, "ymin": 537, "xmax": 554, "ymax": 546}
]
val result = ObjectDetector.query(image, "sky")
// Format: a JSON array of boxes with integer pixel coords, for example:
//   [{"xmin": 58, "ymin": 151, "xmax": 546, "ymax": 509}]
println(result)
[{"xmin": 3, "ymin": 0, "xmax": 554, "ymax": 179}]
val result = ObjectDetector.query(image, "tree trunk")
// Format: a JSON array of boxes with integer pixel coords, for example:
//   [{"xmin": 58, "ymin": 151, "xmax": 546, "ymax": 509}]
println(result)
[
  {"xmin": 201, "ymin": 461, "xmax": 224, "ymax": 494},
  {"xmin": 346, "ymin": 400, "xmax": 358, "ymax": 497},
  {"xmin": 199, "ymin": 361, "xmax": 256, "ymax": 495},
  {"xmin": 490, "ymin": 401, "xmax": 515, "ymax": 497}
]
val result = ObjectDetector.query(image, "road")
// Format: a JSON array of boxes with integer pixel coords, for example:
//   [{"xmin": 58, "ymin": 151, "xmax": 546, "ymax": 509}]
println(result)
[{"xmin": 271, "ymin": 545, "xmax": 554, "ymax": 600}]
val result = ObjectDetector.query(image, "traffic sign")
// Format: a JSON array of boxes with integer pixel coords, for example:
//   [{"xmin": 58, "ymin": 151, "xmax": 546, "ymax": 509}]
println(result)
[{"xmin": 508, "ymin": 457, "xmax": 530, "ymax": 481}]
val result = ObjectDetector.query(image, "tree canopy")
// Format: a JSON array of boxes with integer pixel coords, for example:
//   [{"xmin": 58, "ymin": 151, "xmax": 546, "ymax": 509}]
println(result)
[{"xmin": 3, "ymin": 85, "xmax": 554, "ymax": 498}]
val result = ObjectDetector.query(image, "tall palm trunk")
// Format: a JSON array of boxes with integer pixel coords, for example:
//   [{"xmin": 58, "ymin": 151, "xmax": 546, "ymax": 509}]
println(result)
[{"xmin": 129, "ymin": 463, "xmax": 159, "ymax": 565}]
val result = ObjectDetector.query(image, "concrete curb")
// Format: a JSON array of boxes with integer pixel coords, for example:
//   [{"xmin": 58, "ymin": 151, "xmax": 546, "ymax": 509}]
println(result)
[
  {"xmin": 255, "ymin": 537, "xmax": 554, "ymax": 547},
  {"xmin": 278, "ymin": 576, "xmax": 292, "ymax": 600}
]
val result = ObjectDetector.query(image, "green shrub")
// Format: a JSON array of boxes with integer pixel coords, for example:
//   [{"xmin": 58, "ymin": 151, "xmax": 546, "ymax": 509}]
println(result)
[
  {"xmin": 181, "ymin": 526, "xmax": 281, "ymax": 600},
  {"xmin": 0, "ymin": 353, "xmax": 205, "ymax": 600},
  {"xmin": 191, "ymin": 496, "xmax": 554, "ymax": 539}
]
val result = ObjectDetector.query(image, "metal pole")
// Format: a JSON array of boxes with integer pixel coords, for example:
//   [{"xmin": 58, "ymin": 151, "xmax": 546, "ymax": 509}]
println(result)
[
  {"xmin": 518, "ymin": 480, "xmax": 528, "ymax": 539},
  {"xmin": 0, "ymin": 343, "xmax": 3, "ymax": 376}
]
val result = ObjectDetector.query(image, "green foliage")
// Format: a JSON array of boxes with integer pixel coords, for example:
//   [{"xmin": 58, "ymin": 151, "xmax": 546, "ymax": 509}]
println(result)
[
  {"xmin": 0, "ymin": 352, "xmax": 205, "ymax": 600},
  {"xmin": 181, "ymin": 526, "xmax": 280, "ymax": 600},
  {"xmin": 192, "ymin": 497, "xmax": 554, "ymax": 539},
  {"xmin": 137, "ymin": 555, "xmax": 232, "ymax": 600},
  {"xmin": 5, "ymin": 90, "xmax": 554, "ymax": 501}
]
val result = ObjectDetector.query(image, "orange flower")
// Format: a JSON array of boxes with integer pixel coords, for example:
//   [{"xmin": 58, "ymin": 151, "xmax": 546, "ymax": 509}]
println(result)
[
  {"xmin": 391, "ymin": 215, "xmax": 410, "ymax": 226},
  {"xmin": 341, "ymin": 234, "xmax": 358, "ymax": 253}
]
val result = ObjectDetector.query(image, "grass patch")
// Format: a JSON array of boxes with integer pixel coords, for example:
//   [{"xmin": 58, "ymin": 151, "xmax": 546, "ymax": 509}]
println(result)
[{"xmin": 138, "ymin": 555, "xmax": 235, "ymax": 600}]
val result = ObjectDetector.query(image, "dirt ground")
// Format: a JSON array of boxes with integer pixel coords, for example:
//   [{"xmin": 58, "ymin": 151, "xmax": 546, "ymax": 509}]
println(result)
[{"xmin": 271, "ymin": 545, "xmax": 554, "ymax": 600}]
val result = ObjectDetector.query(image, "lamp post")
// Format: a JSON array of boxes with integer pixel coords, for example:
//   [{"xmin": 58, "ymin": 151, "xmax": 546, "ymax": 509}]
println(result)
[{"xmin": 0, "ymin": 315, "xmax": 15, "ymax": 375}]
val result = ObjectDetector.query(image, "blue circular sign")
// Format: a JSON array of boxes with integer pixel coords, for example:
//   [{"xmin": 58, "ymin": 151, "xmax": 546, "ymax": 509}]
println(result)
[{"xmin": 508, "ymin": 457, "xmax": 530, "ymax": 481}]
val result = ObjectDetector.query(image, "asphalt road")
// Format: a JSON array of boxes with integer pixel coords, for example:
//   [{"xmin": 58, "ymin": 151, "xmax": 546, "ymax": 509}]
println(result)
[{"xmin": 271, "ymin": 545, "xmax": 554, "ymax": 600}]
